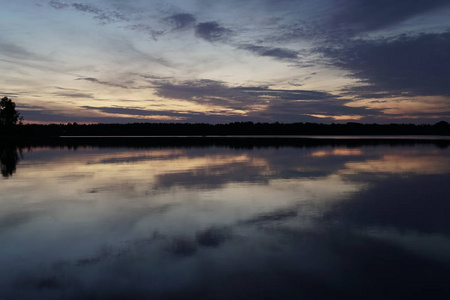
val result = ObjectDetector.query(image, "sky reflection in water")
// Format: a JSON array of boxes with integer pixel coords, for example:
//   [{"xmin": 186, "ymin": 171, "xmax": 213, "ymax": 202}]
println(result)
[{"xmin": 1, "ymin": 144, "xmax": 450, "ymax": 299}]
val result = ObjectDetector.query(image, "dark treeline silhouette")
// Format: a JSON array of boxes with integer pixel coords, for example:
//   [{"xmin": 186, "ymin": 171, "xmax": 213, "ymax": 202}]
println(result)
[{"xmin": 2, "ymin": 121, "xmax": 449, "ymax": 137}]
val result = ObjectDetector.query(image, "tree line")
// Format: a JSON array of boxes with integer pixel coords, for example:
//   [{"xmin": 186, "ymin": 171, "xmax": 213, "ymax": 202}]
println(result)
[{"xmin": 6, "ymin": 120, "xmax": 448, "ymax": 136}]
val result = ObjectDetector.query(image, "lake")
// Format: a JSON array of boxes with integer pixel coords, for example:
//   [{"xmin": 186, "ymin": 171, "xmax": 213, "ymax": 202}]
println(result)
[{"xmin": 1, "ymin": 139, "xmax": 450, "ymax": 299}]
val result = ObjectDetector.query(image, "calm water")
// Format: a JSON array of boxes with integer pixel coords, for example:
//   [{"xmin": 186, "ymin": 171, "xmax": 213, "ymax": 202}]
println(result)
[{"xmin": 1, "ymin": 142, "xmax": 450, "ymax": 299}]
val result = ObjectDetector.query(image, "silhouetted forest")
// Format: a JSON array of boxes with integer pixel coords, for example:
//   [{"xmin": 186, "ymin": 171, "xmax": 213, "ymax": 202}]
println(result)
[{"xmin": 1, "ymin": 121, "xmax": 449, "ymax": 137}]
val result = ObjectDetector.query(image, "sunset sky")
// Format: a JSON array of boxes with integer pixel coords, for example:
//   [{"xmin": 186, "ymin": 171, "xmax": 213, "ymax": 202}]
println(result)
[{"xmin": 2, "ymin": 0, "xmax": 450, "ymax": 124}]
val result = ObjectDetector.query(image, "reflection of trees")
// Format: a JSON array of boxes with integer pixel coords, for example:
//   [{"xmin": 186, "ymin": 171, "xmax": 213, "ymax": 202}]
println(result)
[{"xmin": 0, "ymin": 146, "xmax": 20, "ymax": 178}]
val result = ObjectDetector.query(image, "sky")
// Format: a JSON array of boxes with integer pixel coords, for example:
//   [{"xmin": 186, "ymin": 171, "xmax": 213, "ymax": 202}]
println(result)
[{"xmin": 1, "ymin": 0, "xmax": 450, "ymax": 124}]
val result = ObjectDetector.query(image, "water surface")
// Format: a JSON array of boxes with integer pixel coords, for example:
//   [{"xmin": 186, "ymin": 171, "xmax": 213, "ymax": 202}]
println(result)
[{"xmin": 1, "ymin": 142, "xmax": 450, "ymax": 299}]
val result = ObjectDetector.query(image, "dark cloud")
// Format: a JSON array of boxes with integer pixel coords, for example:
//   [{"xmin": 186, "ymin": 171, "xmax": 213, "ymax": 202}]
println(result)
[
  {"xmin": 80, "ymin": 105, "xmax": 256, "ymax": 122},
  {"xmin": 154, "ymin": 79, "xmax": 246, "ymax": 109},
  {"xmin": 239, "ymin": 44, "xmax": 299, "ymax": 60},
  {"xmin": 165, "ymin": 13, "xmax": 196, "ymax": 30},
  {"xmin": 242, "ymin": 209, "xmax": 298, "ymax": 225},
  {"xmin": 16, "ymin": 104, "xmax": 45, "ymax": 110},
  {"xmin": 54, "ymin": 92, "xmax": 94, "ymax": 98},
  {"xmin": 195, "ymin": 22, "xmax": 232, "ymax": 42},
  {"xmin": 140, "ymin": 74, "xmax": 172, "ymax": 80},
  {"xmin": 153, "ymin": 79, "xmax": 335, "ymax": 106},
  {"xmin": 20, "ymin": 105, "xmax": 259, "ymax": 124},
  {"xmin": 329, "ymin": 0, "xmax": 450, "ymax": 34},
  {"xmin": 19, "ymin": 108, "xmax": 152, "ymax": 124},
  {"xmin": 235, "ymin": 86, "xmax": 333, "ymax": 101},
  {"xmin": 150, "ymin": 78, "xmax": 379, "ymax": 121},
  {"xmin": 271, "ymin": 1, "xmax": 450, "ymax": 46},
  {"xmin": 322, "ymin": 32, "xmax": 450, "ymax": 97},
  {"xmin": 0, "ymin": 92, "xmax": 20, "ymax": 97},
  {"xmin": 340, "ymin": 85, "xmax": 413, "ymax": 99},
  {"xmin": 257, "ymin": 99, "xmax": 379, "ymax": 123}
]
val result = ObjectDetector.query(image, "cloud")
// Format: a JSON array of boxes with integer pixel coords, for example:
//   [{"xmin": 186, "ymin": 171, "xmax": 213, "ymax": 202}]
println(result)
[
  {"xmin": 239, "ymin": 44, "xmax": 299, "ymax": 60},
  {"xmin": 72, "ymin": 3, "xmax": 129, "ymax": 24},
  {"xmin": 153, "ymin": 79, "xmax": 244, "ymax": 109},
  {"xmin": 76, "ymin": 77, "xmax": 130, "ymax": 89},
  {"xmin": 54, "ymin": 92, "xmax": 94, "ymax": 99},
  {"xmin": 150, "ymin": 78, "xmax": 379, "ymax": 122},
  {"xmin": 48, "ymin": 2, "xmax": 193, "ymax": 39},
  {"xmin": 165, "ymin": 13, "xmax": 196, "ymax": 30},
  {"xmin": 0, "ymin": 92, "xmax": 20, "ymax": 97},
  {"xmin": 154, "ymin": 79, "xmax": 334, "ymax": 102},
  {"xmin": 71, "ymin": 3, "xmax": 101, "ymax": 14},
  {"xmin": 321, "ymin": 31, "xmax": 450, "ymax": 97},
  {"xmin": 151, "ymin": 79, "xmax": 343, "ymax": 115},
  {"xmin": 329, "ymin": 0, "xmax": 450, "ymax": 34},
  {"xmin": 49, "ymin": 1, "xmax": 69, "ymax": 10},
  {"xmin": 0, "ymin": 41, "xmax": 47, "ymax": 61},
  {"xmin": 268, "ymin": 0, "xmax": 450, "ymax": 46},
  {"xmin": 81, "ymin": 105, "xmax": 184, "ymax": 117},
  {"xmin": 125, "ymin": 24, "xmax": 164, "ymax": 39},
  {"xmin": 125, "ymin": 13, "xmax": 196, "ymax": 39},
  {"xmin": 19, "ymin": 107, "xmax": 166, "ymax": 124},
  {"xmin": 79, "ymin": 105, "xmax": 266, "ymax": 123},
  {"xmin": 49, "ymin": 2, "xmax": 129, "ymax": 24},
  {"xmin": 242, "ymin": 209, "xmax": 298, "ymax": 225},
  {"xmin": 285, "ymin": 100, "xmax": 374, "ymax": 114},
  {"xmin": 195, "ymin": 22, "xmax": 232, "ymax": 42}
]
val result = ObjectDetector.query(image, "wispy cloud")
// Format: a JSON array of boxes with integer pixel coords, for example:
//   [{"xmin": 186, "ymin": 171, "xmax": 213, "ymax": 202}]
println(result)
[
  {"xmin": 165, "ymin": 13, "xmax": 196, "ymax": 30},
  {"xmin": 76, "ymin": 77, "xmax": 130, "ymax": 89},
  {"xmin": 0, "ymin": 41, "xmax": 49, "ymax": 61},
  {"xmin": 49, "ymin": 2, "xmax": 129, "ymax": 24},
  {"xmin": 239, "ymin": 44, "xmax": 299, "ymax": 60},
  {"xmin": 53, "ymin": 92, "xmax": 94, "ymax": 99},
  {"xmin": 49, "ymin": 0, "xmax": 69, "ymax": 10}
]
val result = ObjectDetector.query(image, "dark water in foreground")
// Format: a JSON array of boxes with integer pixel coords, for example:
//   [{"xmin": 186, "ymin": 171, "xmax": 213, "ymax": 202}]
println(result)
[{"xmin": 1, "ymin": 142, "xmax": 450, "ymax": 299}]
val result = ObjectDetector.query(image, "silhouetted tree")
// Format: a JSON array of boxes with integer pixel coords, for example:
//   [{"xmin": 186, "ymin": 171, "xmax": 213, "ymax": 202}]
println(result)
[{"xmin": 0, "ymin": 97, "xmax": 23, "ymax": 126}]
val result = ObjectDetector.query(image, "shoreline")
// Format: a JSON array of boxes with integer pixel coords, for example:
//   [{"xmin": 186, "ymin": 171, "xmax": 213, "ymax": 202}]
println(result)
[{"xmin": 2, "ymin": 135, "xmax": 450, "ymax": 148}]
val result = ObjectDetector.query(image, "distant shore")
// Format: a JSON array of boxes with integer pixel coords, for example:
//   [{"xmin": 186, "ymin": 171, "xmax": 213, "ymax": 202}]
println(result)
[
  {"xmin": 2, "ymin": 135, "xmax": 449, "ymax": 149},
  {"xmin": 1, "ymin": 121, "xmax": 449, "ymax": 138}
]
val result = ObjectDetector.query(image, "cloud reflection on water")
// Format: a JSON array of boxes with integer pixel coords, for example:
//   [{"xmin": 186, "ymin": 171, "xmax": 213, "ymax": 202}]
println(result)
[{"xmin": 0, "ymin": 144, "xmax": 450, "ymax": 299}]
